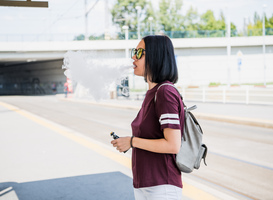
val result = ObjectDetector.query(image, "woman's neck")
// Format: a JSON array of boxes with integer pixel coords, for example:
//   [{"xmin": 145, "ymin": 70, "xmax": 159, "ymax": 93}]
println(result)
[{"xmin": 148, "ymin": 81, "xmax": 157, "ymax": 90}]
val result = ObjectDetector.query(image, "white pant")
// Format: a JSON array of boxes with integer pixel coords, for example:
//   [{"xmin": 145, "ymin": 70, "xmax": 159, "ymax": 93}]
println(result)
[{"xmin": 134, "ymin": 184, "xmax": 182, "ymax": 200}]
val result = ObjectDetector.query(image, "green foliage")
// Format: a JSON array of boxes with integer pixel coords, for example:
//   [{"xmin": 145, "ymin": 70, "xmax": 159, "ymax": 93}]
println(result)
[
  {"xmin": 109, "ymin": 1, "xmax": 273, "ymax": 38},
  {"xmin": 200, "ymin": 10, "xmax": 216, "ymax": 30},
  {"xmin": 110, "ymin": 0, "xmax": 149, "ymax": 32},
  {"xmin": 209, "ymin": 82, "xmax": 221, "ymax": 87},
  {"xmin": 247, "ymin": 12, "xmax": 273, "ymax": 36},
  {"xmin": 158, "ymin": 0, "xmax": 184, "ymax": 31},
  {"xmin": 74, "ymin": 34, "xmax": 85, "ymax": 41},
  {"xmin": 73, "ymin": 34, "xmax": 105, "ymax": 41},
  {"xmin": 89, "ymin": 34, "xmax": 105, "ymax": 40},
  {"xmin": 110, "ymin": 0, "xmax": 239, "ymax": 37},
  {"xmin": 268, "ymin": 14, "xmax": 273, "ymax": 29},
  {"xmin": 184, "ymin": 6, "xmax": 199, "ymax": 30},
  {"xmin": 145, "ymin": 1, "xmax": 157, "ymax": 30},
  {"xmin": 108, "ymin": 1, "xmax": 271, "ymax": 38},
  {"xmin": 199, "ymin": 10, "xmax": 235, "ymax": 32}
]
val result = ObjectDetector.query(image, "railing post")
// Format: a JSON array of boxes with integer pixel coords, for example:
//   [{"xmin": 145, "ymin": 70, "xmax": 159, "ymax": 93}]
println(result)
[
  {"xmin": 202, "ymin": 88, "xmax": 206, "ymax": 102},
  {"xmin": 182, "ymin": 87, "xmax": 185, "ymax": 99},
  {"xmin": 246, "ymin": 86, "xmax": 249, "ymax": 104},
  {"xmin": 223, "ymin": 87, "xmax": 226, "ymax": 103}
]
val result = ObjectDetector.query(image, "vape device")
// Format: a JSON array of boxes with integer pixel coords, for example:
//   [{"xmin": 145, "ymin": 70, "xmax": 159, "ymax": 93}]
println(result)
[{"xmin": 110, "ymin": 132, "xmax": 128, "ymax": 153}]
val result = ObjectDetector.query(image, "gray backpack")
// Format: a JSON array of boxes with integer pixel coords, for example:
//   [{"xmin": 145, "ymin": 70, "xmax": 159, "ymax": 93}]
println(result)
[{"xmin": 155, "ymin": 83, "xmax": 208, "ymax": 173}]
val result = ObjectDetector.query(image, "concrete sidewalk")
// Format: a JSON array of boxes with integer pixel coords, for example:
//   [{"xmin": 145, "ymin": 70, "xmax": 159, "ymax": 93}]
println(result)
[
  {"xmin": 0, "ymin": 100, "xmax": 241, "ymax": 200},
  {"xmin": 0, "ymin": 101, "xmax": 133, "ymax": 200},
  {"xmin": 61, "ymin": 95, "xmax": 273, "ymax": 129}
]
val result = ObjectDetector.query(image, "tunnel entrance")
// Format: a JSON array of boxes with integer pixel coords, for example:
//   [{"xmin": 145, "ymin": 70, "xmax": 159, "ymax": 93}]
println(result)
[{"xmin": 0, "ymin": 59, "xmax": 66, "ymax": 95}]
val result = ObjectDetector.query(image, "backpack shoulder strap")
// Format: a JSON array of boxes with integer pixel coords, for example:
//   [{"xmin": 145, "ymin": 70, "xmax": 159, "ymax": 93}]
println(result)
[{"xmin": 154, "ymin": 83, "xmax": 186, "ymax": 108}]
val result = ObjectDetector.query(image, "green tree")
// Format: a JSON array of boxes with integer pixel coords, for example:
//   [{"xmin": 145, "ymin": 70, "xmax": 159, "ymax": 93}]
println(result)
[
  {"xmin": 111, "ymin": 0, "xmax": 148, "ymax": 33},
  {"xmin": 110, "ymin": 0, "xmax": 241, "ymax": 38},
  {"xmin": 254, "ymin": 12, "xmax": 261, "ymax": 25},
  {"xmin": 247, "ymin": 12, "xmax": 273, "ymax": 36},
  {"xmin": 216, "ymin": 11, "xmax": 226, "ymax": 30},
  {"xmin": 143, "ymin": 1, "xmax": 157, "ymax": 33},
  {"xmin": 184, "ymin": 5, "xmax": 199, "ymax": 31},
  {"xmin": 74, "ymin": 34, "xmax": 85, "ymax": 41},
  {"xmin": 247, "ymin": 12, "xmax": 263, "ymax": 36},
  {"xmin": 199, "ymin": 10, "xmax": 233, "ymax": 30},
  {"xmin": 158, "ymin": 0, "xmax": 184, "ymax": 31},
  {"xmin": 268, "ymin": 15, "xmax": 273, "ymax": 29},
  {"xmin": 199, "ymin": 10, "xmax": 216, "ymax": 30},
  {"xmin": 199, "ymin": 10, "xmax": 236, "ymax": 37},
  {"xmin": 267, "ymin": 15, "xmax": 273, "ymax": 35}
]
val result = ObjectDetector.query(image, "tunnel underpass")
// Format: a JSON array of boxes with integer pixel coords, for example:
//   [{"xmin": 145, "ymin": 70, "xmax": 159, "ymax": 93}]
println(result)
[{"xmin": 0, "ymin": 59, "xmax": 66, "ymax": 95}]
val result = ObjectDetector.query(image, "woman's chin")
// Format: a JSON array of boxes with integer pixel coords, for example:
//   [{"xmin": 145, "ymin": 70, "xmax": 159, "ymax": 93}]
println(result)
[
  {"xmin": 133, "ymin": 71, "xmax": 141, "ymax": 76},
  {"xmin": 133, "ymin": 68, "xmax": 138, "ymax": 75}
]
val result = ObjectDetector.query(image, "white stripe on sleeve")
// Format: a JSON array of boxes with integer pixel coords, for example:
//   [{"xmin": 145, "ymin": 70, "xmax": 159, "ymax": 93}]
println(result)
[
  {"xmin": 159, "ymin": 113, "xmax": 180, "ymax": 125},
  {"xmin": 159, "ymin": 113, "xmax": 179, "ymax": 122},
  {"xmin": 160, "ymin": 119, "xmax": 180, "ymax": 125}
]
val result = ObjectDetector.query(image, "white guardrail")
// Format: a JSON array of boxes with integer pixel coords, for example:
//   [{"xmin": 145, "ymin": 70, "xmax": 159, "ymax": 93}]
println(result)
[
  {"xmin": 130, "ymin": 86, "xmax": 273, "ymax": 105},
  {"xmin": 179, "ymin": 86, "xmax": 273, "ymax": 105}
]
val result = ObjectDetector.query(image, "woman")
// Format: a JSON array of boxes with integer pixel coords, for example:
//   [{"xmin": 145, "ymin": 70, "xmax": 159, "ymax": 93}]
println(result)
[{"xmin": 111, "ymin": 35, "xmax": 184, "ymax": 200}]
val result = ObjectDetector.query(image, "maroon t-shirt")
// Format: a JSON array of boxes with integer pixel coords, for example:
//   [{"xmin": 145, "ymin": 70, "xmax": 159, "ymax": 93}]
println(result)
[{"xmin": 131, "ymin": 81, "xmax": 184, "ymax": 189}]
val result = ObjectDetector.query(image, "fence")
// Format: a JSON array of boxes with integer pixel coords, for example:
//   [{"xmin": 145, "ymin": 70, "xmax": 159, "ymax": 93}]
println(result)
[
  {"xmin": 180, "ymin": 86, "xmax": 273, "ymax": 105},
  {"xmin": 130, "ymin": 86, "xmax": 273, "ymax": 105},
  {"xmin": 105, "ymin": 28, "xmax": 273, "ymax": 40},
  {"xmin": 1, "ymin": 28, "xmax": 273, "ymax": 42}
]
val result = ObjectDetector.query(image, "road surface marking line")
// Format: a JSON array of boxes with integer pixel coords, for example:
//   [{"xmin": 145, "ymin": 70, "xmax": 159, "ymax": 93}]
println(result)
[
  {"xmin": 0, "ymin": 101, "xmax": 220, "ymax": 200},
  {"xmin": 0, "ymin": 101, "xmax": 131, "ymax": 169}
]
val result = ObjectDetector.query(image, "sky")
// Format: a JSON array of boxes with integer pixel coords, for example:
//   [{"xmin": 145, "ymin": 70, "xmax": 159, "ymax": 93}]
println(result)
[{"xmin": 0, "ymin": 0, "xmax": 272, "ymax": 41}]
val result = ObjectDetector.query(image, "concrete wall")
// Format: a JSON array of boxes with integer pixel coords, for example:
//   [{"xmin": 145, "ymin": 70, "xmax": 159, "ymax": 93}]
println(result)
[{"xmin": 176, "ymin": 46, "xmax": 273, "ymax": 87}]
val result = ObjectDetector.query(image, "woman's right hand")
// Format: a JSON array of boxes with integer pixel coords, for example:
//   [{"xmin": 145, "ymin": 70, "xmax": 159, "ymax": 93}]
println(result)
[{"xmin": 111, "ymin": 136, "xmax": 131, "ymax": 153}]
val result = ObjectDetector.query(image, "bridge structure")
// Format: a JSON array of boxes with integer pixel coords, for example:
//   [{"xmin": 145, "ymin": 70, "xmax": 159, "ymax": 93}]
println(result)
[{"xmin": 0, "ymin": 36, "xmax": 273, "ymax": 95}]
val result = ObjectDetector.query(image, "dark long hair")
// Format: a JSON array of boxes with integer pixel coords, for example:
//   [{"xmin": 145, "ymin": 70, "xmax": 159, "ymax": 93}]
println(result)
[{"xmin": 143, "ymin": 35, "xmax": 178, "ymax": 83}]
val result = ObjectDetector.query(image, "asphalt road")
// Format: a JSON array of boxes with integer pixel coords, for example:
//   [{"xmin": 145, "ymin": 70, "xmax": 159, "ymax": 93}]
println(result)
[{"xmin": 1, "ymin": 95, "xmax": 272, "ymax": 200}]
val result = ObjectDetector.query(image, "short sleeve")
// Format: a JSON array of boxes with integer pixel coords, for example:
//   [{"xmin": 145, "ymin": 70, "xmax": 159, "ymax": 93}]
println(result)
[{"xmin": 155, "ymin": 85, "xmax": 181, "ymax": 130}]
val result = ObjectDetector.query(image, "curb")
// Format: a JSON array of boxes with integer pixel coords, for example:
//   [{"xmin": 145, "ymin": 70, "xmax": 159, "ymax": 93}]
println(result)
[{"xmin": 194, "ymin": 112, "xmax": 273, "ymax": 129}]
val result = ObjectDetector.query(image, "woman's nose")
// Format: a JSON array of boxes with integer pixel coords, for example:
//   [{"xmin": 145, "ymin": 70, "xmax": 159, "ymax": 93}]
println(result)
[{"xmin": 132, "ymin": 54, "xmax": 137, "ymax": 61}]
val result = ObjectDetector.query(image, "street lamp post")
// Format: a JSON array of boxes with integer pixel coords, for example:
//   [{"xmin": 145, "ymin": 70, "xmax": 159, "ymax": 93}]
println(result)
[
  {"xmin": 85, "ymin": 0, "xmax": 88, "ymax": 41},
  {"xmin": 122, "ymin": 25, "xmax": 129, "ymax": 58},
  {"xmin": 263, "ymin": 4, "xmax": 267, "ymax": 86},
  {"xmin": 148, "ymin": 16, "xmax": 153, "ymax": 35},
  {"xmin": 136, "ymin": 6, "xmax": 141, "ymax": 40},
  {"xmin": 84, "ymin": 0, "xmax": 100, "ymax": 41},
  {"xmin": 243, "ymin": 16, "xmax": 248, "ymax": 36},
  {"xmin": 226, "ymin": 6, "xmax": 231, "ymax": 87}
]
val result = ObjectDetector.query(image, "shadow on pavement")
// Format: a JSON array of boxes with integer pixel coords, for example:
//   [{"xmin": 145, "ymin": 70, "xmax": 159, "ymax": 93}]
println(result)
[{"xmin": 0, "ymin": 171, "xmax": 134, "ymax": 200}]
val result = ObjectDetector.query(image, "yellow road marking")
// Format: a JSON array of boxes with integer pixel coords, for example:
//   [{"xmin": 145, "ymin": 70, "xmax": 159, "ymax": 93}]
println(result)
[
  {"xmin": 183, "ymin": 182, "xmax": 219, "ymax": 200},
  {"xmin": 0, "ymin": 101, "xmax": 131, "ymax": 169},
  {"xmin": 0, "ymin": 101, "xmax": 220, "ymax": 200}
]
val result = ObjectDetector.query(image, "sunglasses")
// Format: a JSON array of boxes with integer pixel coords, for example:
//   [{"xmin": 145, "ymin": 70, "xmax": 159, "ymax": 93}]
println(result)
[{"xmin": 131, "ymin": 48, "xmax": 145, "ymax": 60}]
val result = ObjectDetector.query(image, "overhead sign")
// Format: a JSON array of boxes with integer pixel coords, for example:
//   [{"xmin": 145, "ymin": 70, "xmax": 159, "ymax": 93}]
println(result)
[{"xmin": 0, "ymin": 0, "xmax": 48, "ymax": 8}]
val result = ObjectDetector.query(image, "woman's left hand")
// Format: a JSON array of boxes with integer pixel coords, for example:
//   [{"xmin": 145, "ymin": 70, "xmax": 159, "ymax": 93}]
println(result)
[{"xmin": 111, "ymin": 136, "xmax": 131, "ymax": 153}]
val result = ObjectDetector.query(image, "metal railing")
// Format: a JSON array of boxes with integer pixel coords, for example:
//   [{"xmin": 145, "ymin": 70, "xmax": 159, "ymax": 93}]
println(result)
[
  {"xmin": 1, "ymin": 28, "xmax": 273, "ymax": 42},
  {"xmin": 180, "ymin": 86, "xmax": 273, "ymax": 105},
  {"xmin": 107, "ymin": 28, "xmax": 273, "ymax": 40},
  {"xmin": 130, "ymin": 86, "xmax": 273, "ymax": 105}
]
